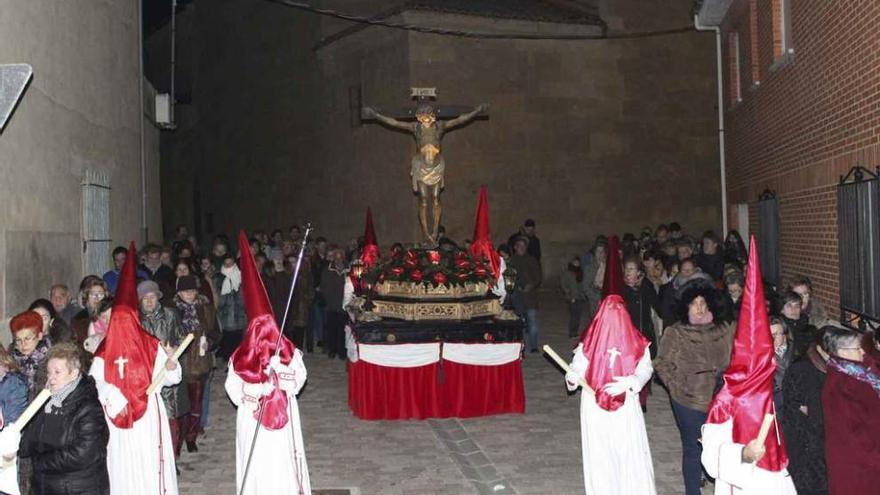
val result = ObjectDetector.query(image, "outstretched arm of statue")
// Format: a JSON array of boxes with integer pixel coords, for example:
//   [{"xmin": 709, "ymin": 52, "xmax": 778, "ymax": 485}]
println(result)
[
  {"xmin": 363, "ymin": 107, "xmax": 412, "ymax": 131},
  {"xmin": 444, "ymin": 104, "xmax": 487, "ymax": 130}
]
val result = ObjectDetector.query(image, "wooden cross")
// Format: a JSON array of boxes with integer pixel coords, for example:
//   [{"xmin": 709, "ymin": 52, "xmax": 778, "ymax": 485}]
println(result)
[
  {"xmin": 359, "ymin": 87, "xmax": 489, "ymax": 124},
  {"xmin": 114, "ymin": 356, "xmax": 128, "ymax": 379}
]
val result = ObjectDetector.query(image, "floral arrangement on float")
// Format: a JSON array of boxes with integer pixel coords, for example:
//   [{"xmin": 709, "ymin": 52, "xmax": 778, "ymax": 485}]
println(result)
[{"xmin": 359, "ymin": 247, "xmax": 495, "ymax": 299}]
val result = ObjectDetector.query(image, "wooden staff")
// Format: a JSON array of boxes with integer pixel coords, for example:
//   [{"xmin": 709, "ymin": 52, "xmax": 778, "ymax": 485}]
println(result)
[
  {"xmin": 542, "ymin": 345, "xmax": 595, "ymax": 395},
  {"xmin": 9, "ymin": 388, "xmax": 51, "ymax": 432},
  {"xmin": 755, "ymin": 413, "xmax": 775, "ymax": 445},
  {"xmin": 146, "ymin": 333, "xmax": 195, "ymax": 395}
]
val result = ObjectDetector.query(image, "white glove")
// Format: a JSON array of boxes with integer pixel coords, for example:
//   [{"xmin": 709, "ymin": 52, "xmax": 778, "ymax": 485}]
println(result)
[
  {"xmin": 564, "ymin": 371, "xmax": 581, "ymax": 392},
  {"xmin": 602, "ymin": 375, "xmax": 639, "ymax": 396},
  {"xmin": 261, "ymin": 381, "xmax": 276, "ymax": 397},
  {"xmin": 263, "ymin": 355, "xmax": 283, "ymax": 377},
  {"xmin": 0, "ymin": 429, "xmax": 21, "ymax": 458}
]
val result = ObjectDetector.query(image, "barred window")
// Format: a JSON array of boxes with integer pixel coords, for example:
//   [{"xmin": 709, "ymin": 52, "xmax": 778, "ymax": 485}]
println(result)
[
  {"xmin": 757, "ymin": 190, "xmax": 781, "ymax": 288},
  {"xmin": 82, "ymin": 170, "xmax": 112, "ymax": 277},
  {"xmin": 838, "ymin": 167, "xmax": 880, "ymax": 330}
]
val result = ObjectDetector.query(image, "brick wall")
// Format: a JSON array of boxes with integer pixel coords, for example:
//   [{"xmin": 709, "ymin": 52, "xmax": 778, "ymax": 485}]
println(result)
[{"xmin": 718, "ymin": 0, "xmax": 880, "ymax": 314}]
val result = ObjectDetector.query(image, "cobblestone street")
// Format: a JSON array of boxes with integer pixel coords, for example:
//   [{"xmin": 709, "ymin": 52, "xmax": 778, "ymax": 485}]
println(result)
[{"xmin": 178, "ymin": 296, "xmax": 708, "ymax": 494}]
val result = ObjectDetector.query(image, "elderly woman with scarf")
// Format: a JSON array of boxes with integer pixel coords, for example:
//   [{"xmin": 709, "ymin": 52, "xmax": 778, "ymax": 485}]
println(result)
[
  {"xmin": 215, "ymin": 253, "xmax": 247, "ymax": 362},
  {"xmin": 821, "ymin": 326, "xmax": 880, "ymax": 495},
  {"xmin": 137, "ymin": 280, "xmax": 190, "ymax": 458},
  {"xmin": 4, "ymin": 343, "xmax": 109, "ymax": 494},
  {"xmin": 174, "ymin": 275, "xmax": 220, "ymax": 453},
  {"xmin": 560, "ymin": 256, "xmax": 589, "ymax": 338},
  {"xmin": 8, "ymin": 311, "xmax": 51, "ymax": 397}
]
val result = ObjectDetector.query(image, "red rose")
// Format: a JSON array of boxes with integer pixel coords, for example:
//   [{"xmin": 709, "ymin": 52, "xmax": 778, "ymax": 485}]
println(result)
[
  {"xmin": 390, "ymin": 266, "xmax": 405, "ymax": 277},
  {"xmin": 404, "ymin": 250, "xmax": 419, "ymax": 269},
  {"xmin": 474, "ymin": 266, "xmax": 488, "ymax": 278},
  {"xmin": 455, "ymin": 259, "xmax": 470, "ymax": 270},
  {"xmin": 410, "ymin": 269, "xmax": 423, "ymax": 282},
  {"xmin": 432, "ymin": 272, "xmax": 447, "ymax": 285},
  {"xmin": 456, "ymin": 271, "xmax": 469, "ymax": 281},
  {"xmin": 391, "ymin": 246, "xmax": 403, "ymax": 259},
  {"xmin": 427, "ymin": 250, "xmax": 441, "ymax": 264}
]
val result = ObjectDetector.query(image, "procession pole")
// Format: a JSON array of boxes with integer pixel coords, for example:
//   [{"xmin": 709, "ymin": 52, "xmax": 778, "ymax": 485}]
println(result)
[{"xmin": 238, "ymin": 224, "xmax": 312, "ymax": 495}]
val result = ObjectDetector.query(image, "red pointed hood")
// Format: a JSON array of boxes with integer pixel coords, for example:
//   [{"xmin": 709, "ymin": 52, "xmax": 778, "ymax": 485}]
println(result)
[
  {"xmin": 602, "ymin": 235, "xmax": 624, "ymax": 298},
  {"xmin": 95, "ymin": 242, "xmax": 159, "ymax": 429},
  {"xmin": 230, "ymin": 230, "xmax": 296, "ymax": 430},
  {"xmin": 706, "ymin": 235, "xmax": 788, "ymax": 471},
  {"xmin": 577, "ymin": 295, "xmax": 650, "ymax": 411},
  {"xmin": 361, "ymin": 207, "xmax": 379, "ymax": 270},
  {"xmin": 468, "ymin": 185, "xmax": 502, "ymax": 279}
]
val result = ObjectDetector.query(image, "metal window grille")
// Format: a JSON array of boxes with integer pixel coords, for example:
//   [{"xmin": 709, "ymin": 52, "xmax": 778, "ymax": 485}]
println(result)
[
  {"xmin": 757, "ymin": 190, "xmax": 781, "ymax": 288},
  {"xmin": 838, "ymin": 166, "xmax": 880, "ymax": 331},
  {"xmin": 82, "ymin": 170, "xmax": 112, "ymax": 276}
]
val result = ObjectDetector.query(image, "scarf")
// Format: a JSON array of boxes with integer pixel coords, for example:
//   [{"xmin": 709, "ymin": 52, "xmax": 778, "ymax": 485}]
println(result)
[
  {"xmin": 45, "ymin": 375, "xmax": 81, "ymax": 413},
  {"xmin": 221, "ymin": 264, "xmax": 242, "ymax": 295},
  {"xmin": 175, "ymin": 296, "xmax": 200, "ymax": 334},
  {"xmin": 11, "ymin": 338, "xmax": 51, "ymax": 391},
  {"xmin": 828, "ymin": 357, "xmax": 880, "ymax": 399},
  {"xmin": 689, "ymin": 310, "xmax": 714, "ymax": 325}
]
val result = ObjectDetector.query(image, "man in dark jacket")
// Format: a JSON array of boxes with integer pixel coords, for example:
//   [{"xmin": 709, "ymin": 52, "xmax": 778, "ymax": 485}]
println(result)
[
  {"xmin": 507, "ymin": 219, "xmax": 541, "ymax": 262},
  {"xmin": 694, "ymin": 231, "xmax": 724, "ymax": 282},
  {"xmin": 507, "ymin": 238, "xmax": 542, "ymax": 353}
]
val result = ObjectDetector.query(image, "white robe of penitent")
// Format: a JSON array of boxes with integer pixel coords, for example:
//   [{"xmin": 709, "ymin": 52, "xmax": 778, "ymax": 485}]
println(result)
[
  {"xmin": 700, "ymin": 419, "xmax": 797, "ymax": 495},
  {"xmin": 568, "ymin": 345, "xmax": 656, "ymax": 495},
  {"xmin": 90, "ymin": 344, "xmax": 181, "ymax": 495},
  {"xmin": 225, "ymin": 349, "xmax": 311, "ymax": 495}
]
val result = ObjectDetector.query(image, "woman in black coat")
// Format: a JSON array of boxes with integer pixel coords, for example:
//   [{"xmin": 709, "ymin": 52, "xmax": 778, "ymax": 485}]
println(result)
[
  {"xmin": 781, "ymin": 334, "xmax": 830, "ymax": 495},
  {"xmin": 20, "ymin": 343, "xmax": 109, "ymax": 495}
]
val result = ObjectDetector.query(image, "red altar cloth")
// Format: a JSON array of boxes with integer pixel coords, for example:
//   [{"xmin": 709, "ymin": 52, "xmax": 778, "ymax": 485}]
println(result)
[{"xmin": 348, "ymin": 358, "xmax": 525, "ymax": 420}]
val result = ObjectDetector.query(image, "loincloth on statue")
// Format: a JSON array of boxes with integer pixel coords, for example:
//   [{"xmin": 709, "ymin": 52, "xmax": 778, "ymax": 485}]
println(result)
[{"xmin": 411, "ymin": 154, "xmax": 445, "ymax": 190}]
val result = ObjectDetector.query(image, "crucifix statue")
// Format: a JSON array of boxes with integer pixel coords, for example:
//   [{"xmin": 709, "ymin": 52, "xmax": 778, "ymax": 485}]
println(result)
[{"xmin": 362, "ymin": 88, "xmax": 488, "ymax": 244}]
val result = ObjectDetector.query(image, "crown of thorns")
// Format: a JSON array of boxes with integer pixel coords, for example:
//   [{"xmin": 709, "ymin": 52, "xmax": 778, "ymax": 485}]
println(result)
[{"xmin": 415, "ymin": 103, "xmax": 437, "ymax": 117}]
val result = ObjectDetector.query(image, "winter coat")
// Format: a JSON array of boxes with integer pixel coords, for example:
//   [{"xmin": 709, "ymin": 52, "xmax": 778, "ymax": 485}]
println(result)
[
  {"xmin": 214, "ymin": 273, "xmax": 246, "ymax": 331},
  {"xmin": 622, "ymin": 281, "xmax": 660, "ymax": 359},
  {"xmin": 175, "ymin": 295, "xmax": 221, "ymax": 381},
  {"xmin": 264, "ymin": 264, "xmax": 314, "ymax": 329},
  {"xmin": 319, "ymin": 265, "xmax": 348, "ymax": 313},
  {"xmin": 695, "ymin": 251, "xmax": 724, "ymax": 281},
  {"xmin": 822, "ymin": 357, "xmax": 880, "ymax": 495},
  {"xmin": 140, "ymin": 306, "xmax": 189, "ymax": 418},
  {"xmin": 0, "ymin": 372, "xmax": 28, "ymax": 425},
  {"xmin": 21, "ymin": 376, "xmax": 110, "ymax": 495},
  {"xmin": 782, "ymin": 315, "xmax": 817, "ymax": 360},
  {"xmin": 559, "ymin": 269, "xmax": 588, "ymax": 302},
  {"xmin": 508, "ymin": 253, "xmax": 542, "ymax": 311},
  {"xmin": 781, "ymin": 347, "xmax": 828, "ymax": 494},
  {"xmin": 653, "ymin": 320, "xmax": 734, "ymax": 412}
]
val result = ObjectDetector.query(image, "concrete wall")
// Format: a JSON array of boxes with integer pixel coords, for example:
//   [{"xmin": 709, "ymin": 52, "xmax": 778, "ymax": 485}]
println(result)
[
  {"xmin": 0, "ymin": 0, "xmax": 162, "ymax": 322},
  {"xmin": 156, "ymin": 0, "xmax": 719, "ymax": 281}
]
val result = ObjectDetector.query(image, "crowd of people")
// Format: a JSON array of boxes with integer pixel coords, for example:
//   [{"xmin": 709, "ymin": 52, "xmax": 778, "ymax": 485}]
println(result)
[
  {"xmin": 558, "ymin": 222, "xmax": 880, "ymax": 495},
  {"xmin": 0, "ymin": 218, "xmax": 876, "ymax": 494}
]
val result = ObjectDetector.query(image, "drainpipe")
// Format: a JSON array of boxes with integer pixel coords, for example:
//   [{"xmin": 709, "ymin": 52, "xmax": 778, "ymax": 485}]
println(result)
[
  {"xmin": 138, "ymin": 0, "xmax": 148, "ymax": 243},
  {"xmin": 694, "ymin": 15, "xmax": 728, "ymax": 235}
]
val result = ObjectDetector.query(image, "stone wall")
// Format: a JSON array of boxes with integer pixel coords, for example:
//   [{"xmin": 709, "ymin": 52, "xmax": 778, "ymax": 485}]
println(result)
[
  {"xmin": 157, "ymin": 0, "xmax": 719, "ymax": 281},
  {"xmin": 0, "ymin": 0, "xmax": 162, "ymax": 323}
]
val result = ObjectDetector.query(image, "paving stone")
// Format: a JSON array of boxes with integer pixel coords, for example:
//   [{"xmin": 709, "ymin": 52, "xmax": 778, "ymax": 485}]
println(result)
[{"xmin": 177, "ymin": 295, "xmax": 709, "ymax": 494}]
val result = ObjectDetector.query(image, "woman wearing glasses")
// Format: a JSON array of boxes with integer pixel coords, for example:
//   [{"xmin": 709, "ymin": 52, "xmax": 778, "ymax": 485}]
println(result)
[
  {"xmin": 8, "ymin": 311, "xmax": 51, "ymax": 396},
  {"xmin": 821, "ymin": 326, "xmax": 880, "ymax": 495}
]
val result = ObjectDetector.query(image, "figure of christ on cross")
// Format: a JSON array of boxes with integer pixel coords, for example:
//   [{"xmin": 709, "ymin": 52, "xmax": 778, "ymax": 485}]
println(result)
[{"xmin": 363, "ymin": 91, "xmax": 487, "ymax": 244}]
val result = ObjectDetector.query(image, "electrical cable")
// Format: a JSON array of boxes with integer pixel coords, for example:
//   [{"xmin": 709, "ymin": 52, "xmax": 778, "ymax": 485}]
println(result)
[{"xmin": 264, "ymin": 0, "xmax": 695, "ymax": 41}]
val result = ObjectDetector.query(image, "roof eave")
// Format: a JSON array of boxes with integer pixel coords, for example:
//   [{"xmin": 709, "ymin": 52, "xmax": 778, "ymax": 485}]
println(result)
[{"xmin": 694, "ymin": 0, "xmax": 734, "ymax": 27}]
